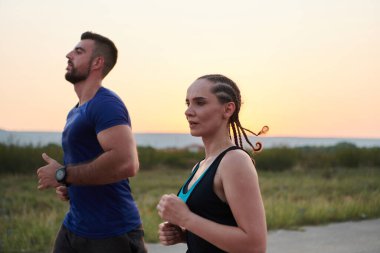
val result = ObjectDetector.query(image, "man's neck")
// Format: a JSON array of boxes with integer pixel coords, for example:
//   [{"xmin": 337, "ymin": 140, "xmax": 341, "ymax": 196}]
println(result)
[{"xmin": 74, "ymin": 78, "xmax": 102, "ymax": 106}]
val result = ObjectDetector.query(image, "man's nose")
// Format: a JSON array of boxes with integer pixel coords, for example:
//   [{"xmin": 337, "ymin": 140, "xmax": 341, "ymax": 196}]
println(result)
[{"xmin": 66, "ymin": 51, "xmax": 73, "ymax": 59}]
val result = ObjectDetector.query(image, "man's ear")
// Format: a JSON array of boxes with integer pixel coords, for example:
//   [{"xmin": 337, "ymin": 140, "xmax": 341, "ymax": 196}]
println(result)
[
  {"xmin": 223, "ymin": 102, "xmax": 236, "ymax": 119},
  {"xmin": 91, "ymin": 56, "xmax": 104, "ymax": 71}
]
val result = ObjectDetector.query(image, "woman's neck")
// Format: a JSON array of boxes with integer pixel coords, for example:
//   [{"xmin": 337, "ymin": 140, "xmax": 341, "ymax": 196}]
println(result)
[{"xmin": 202, "ymin": 135, "xmax": 234, "ymax": 159}]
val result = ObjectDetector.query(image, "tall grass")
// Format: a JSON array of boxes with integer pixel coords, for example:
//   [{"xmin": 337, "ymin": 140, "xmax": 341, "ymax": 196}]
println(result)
[
  {"xmin": 1, "ymin": 142, "xmax": 380, "ymax": 252},
  {"xmin": 1, "ymin": 168, "xmax": 380, "ymax": 252},
  {"xmin": 0, "ymin": 174, "xmax": 68, "ymax": 252},
  {"xmin": 261, "ymin": 169, "xmax": 380, "ymax": 229}
]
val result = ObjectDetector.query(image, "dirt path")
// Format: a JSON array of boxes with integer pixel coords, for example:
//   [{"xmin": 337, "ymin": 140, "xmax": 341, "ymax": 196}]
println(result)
[{"xmin": 146, "ymin": 218, "xmax": 380, "ymax": 253}]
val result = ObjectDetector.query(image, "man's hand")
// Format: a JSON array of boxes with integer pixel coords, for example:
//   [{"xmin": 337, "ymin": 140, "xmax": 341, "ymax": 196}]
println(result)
[
  {"xmin": 158, "ymin": 222, "xmax": 186, "ymax": 245},
  {"xmin": 56, "ymin": 186, "xmax": 70, "ymax": 201},
  {"xmin": 37, "ymin": 153, "xmax": 62, "ymax": 190}
]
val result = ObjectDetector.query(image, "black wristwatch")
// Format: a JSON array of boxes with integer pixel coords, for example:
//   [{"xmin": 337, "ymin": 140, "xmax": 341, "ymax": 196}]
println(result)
[{"xmin": 56, "ymin": 166, "xmax": 69, "ymax": 186}]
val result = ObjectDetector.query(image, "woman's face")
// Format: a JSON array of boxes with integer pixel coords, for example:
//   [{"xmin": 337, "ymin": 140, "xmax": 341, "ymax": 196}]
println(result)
[{"xmin": 185, "ymin": 78, "xmax": 229, "ymax": 137}]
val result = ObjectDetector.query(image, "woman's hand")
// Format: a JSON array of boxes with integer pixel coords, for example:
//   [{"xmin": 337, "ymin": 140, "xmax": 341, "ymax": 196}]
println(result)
[
  {"xmin": 158, "ymin": 222, "xmax": 186, "ymax": 245},
  {"xmin": 157, "ymin": 194, "xmax": 191, "ymax": 227}
]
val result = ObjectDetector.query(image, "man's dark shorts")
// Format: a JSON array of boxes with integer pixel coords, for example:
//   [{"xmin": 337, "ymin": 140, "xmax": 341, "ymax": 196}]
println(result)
[{"xmin": 53, "ymin": 225, "xmax": 147, "ymax": 253}]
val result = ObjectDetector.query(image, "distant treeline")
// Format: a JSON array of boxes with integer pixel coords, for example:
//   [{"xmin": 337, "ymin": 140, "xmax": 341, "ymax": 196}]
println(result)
[
  {"xmin": 0, "ymin": 142, "xmax": 379, "ymax": 174},
  {"xmin": 255, "ymin": 142, "xmax": 380, "ymax": 171}
]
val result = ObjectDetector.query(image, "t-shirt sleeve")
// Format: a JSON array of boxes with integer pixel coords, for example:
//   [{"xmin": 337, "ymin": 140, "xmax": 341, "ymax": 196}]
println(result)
[{"xmin": 87, "ymin": 95, "xmax": 131, "ymax": 134}]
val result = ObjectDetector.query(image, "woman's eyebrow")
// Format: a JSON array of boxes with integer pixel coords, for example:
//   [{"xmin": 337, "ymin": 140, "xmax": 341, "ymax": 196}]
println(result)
[
  {"xmin": 189, "ymin": 97, "xmax": 207, "ymax": 101},
  {"xmin": 186, "ymin": 96, "xmax": 208, "ymax": 104}
]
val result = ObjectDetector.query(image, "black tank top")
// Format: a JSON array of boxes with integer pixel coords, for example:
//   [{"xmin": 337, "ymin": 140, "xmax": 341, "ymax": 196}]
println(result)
[{"xmin": 177, "ymin": 146, "xmax": 241, "ymax": 253}]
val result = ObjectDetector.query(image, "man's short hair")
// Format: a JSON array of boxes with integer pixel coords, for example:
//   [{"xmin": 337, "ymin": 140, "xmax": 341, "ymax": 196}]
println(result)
[{"xmin": 81, "ymin": 31, "xmax": 118, "ymax": 77}]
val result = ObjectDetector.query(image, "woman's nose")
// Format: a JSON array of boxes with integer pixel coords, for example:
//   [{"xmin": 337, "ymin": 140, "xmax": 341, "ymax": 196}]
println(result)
[{"xmin": 185, "ymin": 106, "xmax": 194, "ymax": 117}]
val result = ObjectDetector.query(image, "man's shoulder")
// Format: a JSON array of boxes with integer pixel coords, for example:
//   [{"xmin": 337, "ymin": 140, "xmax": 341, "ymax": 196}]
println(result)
[
  {"xmin": 97, "ymin": 86, "xmax": 119, "ymax": 98},
  {"xmin": 91, "ymin": 87, "xmax": 124, "ymax": 105}
]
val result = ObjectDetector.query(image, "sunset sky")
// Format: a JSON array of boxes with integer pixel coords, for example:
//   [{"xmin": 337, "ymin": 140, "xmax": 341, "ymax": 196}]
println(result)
[{"xmin": 0, "ymin": 0, "xmax": 379, "ymax": 138}]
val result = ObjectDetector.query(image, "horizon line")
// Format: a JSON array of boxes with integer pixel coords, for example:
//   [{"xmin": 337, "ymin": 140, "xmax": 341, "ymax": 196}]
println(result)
[{"xmin": 1, "ymin": 129, "xmax": 380, "ymax": 140}]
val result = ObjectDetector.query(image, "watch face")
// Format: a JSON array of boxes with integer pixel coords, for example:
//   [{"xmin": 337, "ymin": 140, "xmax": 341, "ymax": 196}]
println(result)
[{"xmin": 56, "ymin": 169, "xmax": 65, "ymax": 181}]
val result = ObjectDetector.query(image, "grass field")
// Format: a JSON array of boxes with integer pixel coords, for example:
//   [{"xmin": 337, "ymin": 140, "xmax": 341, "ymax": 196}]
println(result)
[{"xmin": 1, "ymin": 167, "xmax": 380, "ymax": 252}]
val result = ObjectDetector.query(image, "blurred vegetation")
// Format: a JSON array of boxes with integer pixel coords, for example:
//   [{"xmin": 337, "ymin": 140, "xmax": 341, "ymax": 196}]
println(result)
[
  {"xmin": 0, "ymin": 143, "xmax": 64, "ymax": 174},
  {"xmin": 1, "ymin": 168, "xmax": 380, "ymax": 252},
  {"xmin": 1, "ymin": 142, "xmax": 379, "ymax": 174},
  {"xmin": 1, "ymin": 141, "xmax": 380, "ymax": 252},
  {"xmin": 256, "ymin": 142, "xmax": 380, "ymax": 171}
]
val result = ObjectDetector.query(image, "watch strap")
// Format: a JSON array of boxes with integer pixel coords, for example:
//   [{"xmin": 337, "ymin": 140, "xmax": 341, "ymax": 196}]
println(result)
[{"xmin": 56, "ymin": 166, "xmax": 69, "ymax": 186}]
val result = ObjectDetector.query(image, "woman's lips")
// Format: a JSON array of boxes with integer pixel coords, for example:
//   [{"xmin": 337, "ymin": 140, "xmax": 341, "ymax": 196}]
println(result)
[{"xmin": 188, "ymin": 121, "xmax": 198, "ymax": 128}]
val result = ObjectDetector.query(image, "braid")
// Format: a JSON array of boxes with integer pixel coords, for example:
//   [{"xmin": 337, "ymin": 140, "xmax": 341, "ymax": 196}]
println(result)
[
  {"xmin": 231, "ymin": 122, "xmax": 240, "ymax": 147},
  {"xmin": 199, "ymin": 74, "xmax": 269, "ymax": 157},
  {"xmin": 238, "ymin": 121, "xmax": 263, "ymax": 152},
  {"xmin": 236, "ymin": 122, "xmax": 243, "ymax": 147}
]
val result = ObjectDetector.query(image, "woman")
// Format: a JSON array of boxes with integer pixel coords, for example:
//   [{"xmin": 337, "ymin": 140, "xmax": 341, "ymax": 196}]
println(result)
[{"xmin": 157, "ymin": 74, "xmax": 268, "ymax": 253}]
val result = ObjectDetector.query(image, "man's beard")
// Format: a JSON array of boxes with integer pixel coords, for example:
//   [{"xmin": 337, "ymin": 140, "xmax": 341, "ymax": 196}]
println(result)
[{"xmin": 65, "ymin": 64, "xmax": 91, "ymax": 85}]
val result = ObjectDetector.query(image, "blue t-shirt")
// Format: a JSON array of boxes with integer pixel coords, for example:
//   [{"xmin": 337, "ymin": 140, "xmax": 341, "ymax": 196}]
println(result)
[{"xmin": 61, "ymin": 87, "xmax": 141, "ymax": 239}]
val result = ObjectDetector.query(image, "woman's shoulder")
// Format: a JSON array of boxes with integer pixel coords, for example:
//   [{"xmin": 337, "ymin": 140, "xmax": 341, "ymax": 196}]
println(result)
[
  {"xmin": 219, "ymin": 148, "xmax": 258, "ymax": 184},
  {"xmin": 225, "ymin": 147, "xmax": 252, "ymax": 159},
  {"xmin": 221, "ymin": 148, "xmax": 255, "ymax": 169}
]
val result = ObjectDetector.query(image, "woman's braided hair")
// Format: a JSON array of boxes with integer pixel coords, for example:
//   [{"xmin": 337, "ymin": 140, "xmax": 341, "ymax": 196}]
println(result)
[{"xmin": 197, "ymin": 74, "xmax": 269, "ymax": 155}]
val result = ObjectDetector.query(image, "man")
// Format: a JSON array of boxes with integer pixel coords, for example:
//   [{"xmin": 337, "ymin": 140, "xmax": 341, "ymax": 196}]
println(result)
[{"xmin": 37, "ymin": 32, "xmax": 147, "ymax": 253}]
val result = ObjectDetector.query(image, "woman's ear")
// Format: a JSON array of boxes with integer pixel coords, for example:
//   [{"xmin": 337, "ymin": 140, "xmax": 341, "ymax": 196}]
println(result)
[{"xmin": 223, "ymin": 102, "xmax": 236, "ymax": 119}]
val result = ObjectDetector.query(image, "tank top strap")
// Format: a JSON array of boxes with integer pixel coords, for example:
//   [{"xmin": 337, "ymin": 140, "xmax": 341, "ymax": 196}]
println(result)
[
  {"xmin": 178, "ymin": 146, "xmax": 241, "ymax": 203},
  {"xmin": 211, "ymin": 145, "xmax": 241, "ymax": 167}
]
